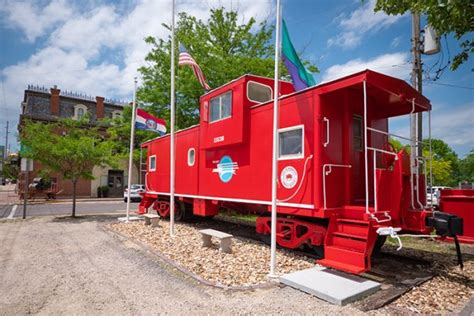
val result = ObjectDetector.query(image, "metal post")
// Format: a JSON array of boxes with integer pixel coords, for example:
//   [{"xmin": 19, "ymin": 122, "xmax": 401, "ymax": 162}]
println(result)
[
  {"xmin": 411, "ymin": 13, "xmax": 423, "ymax": 183},
  {"xmin": 4, "ymin": 121, "xmax": 8, "ymax": 160},
  {"xmin": 429, "ymin": 109, "xmax": 433, "ymax": 208},
  {"xmin": 125, "ymin": 77, "xmax": 138, "ymax": 222},
  {"xmin": 22, "ymin": 161, "xmax": 28, "ymax": 219},
  {"xmin": 139, "ymin": 148, "xmax": 142, "ymax": 185},
  {"xmin": 269, "ymin": 0, "xmax": 281, "ymax": 278},
  {"xmin": 363, "ymin": 80, "xmax": 369, "ymax": 214},
  {"xmin": 169, "ymin": 0, "xmax": 176, "ymax": 237}
]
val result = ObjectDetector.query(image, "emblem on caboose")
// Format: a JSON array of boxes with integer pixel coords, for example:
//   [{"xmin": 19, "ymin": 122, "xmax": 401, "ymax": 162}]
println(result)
[
  {"xmin": 212, "ymin": 155, "xmax": 239, "ymax": 183},
  {"xmin": 281, "ymin": 166, "xmax": 298, "ymax": 189}
]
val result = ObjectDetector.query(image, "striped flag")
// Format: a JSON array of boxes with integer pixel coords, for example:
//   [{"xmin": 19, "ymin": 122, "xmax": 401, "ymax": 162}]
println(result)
[{"xmin": 178, "ymin": 45, "xmax": 211, "ymax": 90}]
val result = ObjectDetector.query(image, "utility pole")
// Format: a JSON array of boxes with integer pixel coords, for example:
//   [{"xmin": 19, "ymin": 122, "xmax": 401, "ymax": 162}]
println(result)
[
  {"xmin": 4, "ymin": 121, "xmax": 8, "ymax": 160},
  {"xmin": 411, "ymin": 13, "xmax": 423, "ymax": 157}
]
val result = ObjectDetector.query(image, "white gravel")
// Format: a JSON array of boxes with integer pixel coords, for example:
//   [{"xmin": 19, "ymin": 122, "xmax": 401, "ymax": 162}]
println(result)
[{"xmin": 110, "ymin": 220, "xmax": 315, "ymax": 287}]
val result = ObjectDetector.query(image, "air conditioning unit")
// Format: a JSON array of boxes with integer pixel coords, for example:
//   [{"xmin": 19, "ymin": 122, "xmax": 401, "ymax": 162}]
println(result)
[{"xmin": 423, "ymin": 24, "xmax": 440, "ymax": 55}]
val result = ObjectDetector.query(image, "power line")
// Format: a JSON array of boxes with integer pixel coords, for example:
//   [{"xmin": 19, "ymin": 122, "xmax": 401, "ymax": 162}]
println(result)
[{"xmin": 424, "ymin": 81, "xmax": 474, "ymax": 90}]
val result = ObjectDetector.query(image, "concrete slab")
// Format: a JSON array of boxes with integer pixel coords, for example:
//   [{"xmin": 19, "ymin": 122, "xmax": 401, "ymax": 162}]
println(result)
[
  {"xmin": 117, "ymin": 216, "xmax": 141, "ymax": 222},
  {"xmin": 280, "ymin": 266, "xmax": 380, "ymax": 306}
]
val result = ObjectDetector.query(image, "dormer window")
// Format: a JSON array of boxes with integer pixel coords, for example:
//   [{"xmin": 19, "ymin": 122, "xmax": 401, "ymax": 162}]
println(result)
[
  {"xmin": 209, "ymin": 91, "xmax": 232, "ymax": 123},
  {"xmin": 74, "ymin": 104, "xmax": 88, "ymax": 120}
]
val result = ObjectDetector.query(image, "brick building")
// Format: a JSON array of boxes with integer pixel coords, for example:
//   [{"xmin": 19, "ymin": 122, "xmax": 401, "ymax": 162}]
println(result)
[{"xmin": 19, "ymin": 85, "xmax": 138, "ymax": 198}]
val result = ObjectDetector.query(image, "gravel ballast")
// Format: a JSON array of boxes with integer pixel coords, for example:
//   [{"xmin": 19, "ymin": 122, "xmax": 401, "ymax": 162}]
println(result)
[{"xmin": 109, "ymin": 220, "xmax": 315, "ymax": 287}]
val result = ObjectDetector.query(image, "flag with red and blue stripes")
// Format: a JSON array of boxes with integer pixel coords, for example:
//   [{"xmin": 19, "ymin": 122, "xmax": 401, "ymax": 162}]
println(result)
[
  {"xmin": 135, "ymin": 108, "xmax": 166, "ymax": 135},
  {"xmin": 178, "ymin": 45, "xmax": 211, "ymax": 90}
]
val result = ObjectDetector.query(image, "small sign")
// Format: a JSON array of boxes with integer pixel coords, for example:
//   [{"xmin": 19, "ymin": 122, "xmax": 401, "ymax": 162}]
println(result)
[
  {"xmin": 21, "ymin": 158, "xmax": 33, "ymax": 172},
  {"xmin": 214, "ymin": 136, "xmax": 224, "ymax": 143}
]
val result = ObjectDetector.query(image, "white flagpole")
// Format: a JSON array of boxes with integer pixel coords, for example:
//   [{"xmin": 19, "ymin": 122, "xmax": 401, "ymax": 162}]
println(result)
[
  {"xmin": 126, "ymin": 77, "xmax": 138, "ymax": 222},
  {"xmin": 269, "ymin": 0, "xmax": 281, "ymax": 278},
  {"xmin": 169, "ymin": 0, "xmax": 176, "ymax": 236}
]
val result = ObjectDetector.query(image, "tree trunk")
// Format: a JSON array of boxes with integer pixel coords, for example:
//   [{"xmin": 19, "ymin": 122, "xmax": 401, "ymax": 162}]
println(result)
[{"xmin": 72, "ymin": 179, "xmax": 77, "ymax": 217}]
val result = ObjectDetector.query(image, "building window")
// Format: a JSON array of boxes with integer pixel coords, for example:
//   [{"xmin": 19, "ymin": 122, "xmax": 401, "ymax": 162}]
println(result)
[
  {"xmin": 279, "ymin": 125, "xmax": 304, "ymax": 160},
  {"xmin": 247, "ymin": 81, "xmax": 272, "ymax": 103},
  {"xmin": 353, "ymin": 115, "xmax": 363, "ymax": 152},
  {"xmin": 112, "ymin": 110, "xmax": 122, "ymax": 119},
  {"xmin": 209, "ymin": 91, "xmax": 232, "ymax": 122},
  {"xmin": 187, "ymin": 148, "xmax": 195, "ymax": 166},
  {"xmin": 149, "ymin": 155, "xmax": 156, "ymax": 172},
  {"xmin": 74, "ymin": 104, "xmax": 88, "ymax": 120}
]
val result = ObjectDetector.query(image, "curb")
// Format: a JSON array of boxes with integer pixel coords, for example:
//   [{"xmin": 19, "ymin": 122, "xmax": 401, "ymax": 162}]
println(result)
[
  {"xmin": 102, "ymin": 223, "xmax": 278, "ymax": 292},
  {"xmin": 17, "ymin": 198, "xmax": 124, "ymax": 205}
]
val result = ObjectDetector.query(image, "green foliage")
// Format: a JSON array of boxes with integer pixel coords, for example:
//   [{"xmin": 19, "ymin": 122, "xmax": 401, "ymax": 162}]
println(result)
[
  {"xmin": 389, "ymin": 138, "xmax": 407, "ymax": 152},
  {"xmin": 459, "ymin": 150, "xmax": 474, "ymax": 183},
  {"xmin": 105, "ymin": 106, "xmax": 153, "ymax": 169},
  {"xmin": 20, "ymin": 118, "xmax": 115, "ymax": 216},
  {"xmin": 374, "ymin": 0, "xmax": 473, "ymax": 70},
  {"xmin": 2, "ymin": 159, "xmax": 19, "ymax": 180},
  {"xmin": 138, "ymin": 7, "xmax": 318, "ymax": 130}
]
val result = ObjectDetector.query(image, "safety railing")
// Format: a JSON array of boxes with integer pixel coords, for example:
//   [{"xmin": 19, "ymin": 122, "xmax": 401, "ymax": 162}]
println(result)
[
  {"xmin": 322, "ymin": 164, "xmax": 352, "ymax": 209},
  {"xmin": 362, "ymin": 80, "xmax": 433, "ymax": 217}
]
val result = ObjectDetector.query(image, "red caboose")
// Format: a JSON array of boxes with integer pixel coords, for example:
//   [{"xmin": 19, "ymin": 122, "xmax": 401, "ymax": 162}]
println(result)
[{"xmin": 139, "ymin": 70, "xmax": 463, "ymax": 274}]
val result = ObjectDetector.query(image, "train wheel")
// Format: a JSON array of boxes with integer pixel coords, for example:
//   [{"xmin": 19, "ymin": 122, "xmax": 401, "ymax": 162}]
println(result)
[{"xmin": 153, "ymin": 200, "xmax": 183, "ymax": 221}]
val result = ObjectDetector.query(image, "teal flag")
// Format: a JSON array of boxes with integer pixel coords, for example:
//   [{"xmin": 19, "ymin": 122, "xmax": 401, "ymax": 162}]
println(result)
[{"xmin": 282, "ymin": 20, "xmax": 316, "ymax": 91}]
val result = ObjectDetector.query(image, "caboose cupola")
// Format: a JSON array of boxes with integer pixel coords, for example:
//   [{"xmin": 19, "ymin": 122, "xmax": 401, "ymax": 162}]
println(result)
[{"xmin": 199, "ymin": 75, "xmax": 294, "ymax": 149}]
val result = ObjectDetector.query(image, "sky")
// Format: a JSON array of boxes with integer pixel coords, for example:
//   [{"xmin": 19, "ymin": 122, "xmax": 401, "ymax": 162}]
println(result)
[{"xmin": 0, "ymin": 0, "xmax": 472, "ymax": 157}]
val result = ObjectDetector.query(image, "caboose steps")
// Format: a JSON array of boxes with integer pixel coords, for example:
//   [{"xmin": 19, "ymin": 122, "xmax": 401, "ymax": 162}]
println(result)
[{"xmin": 319, "ymin": 215, "xmax": 377, "ymax": 274}]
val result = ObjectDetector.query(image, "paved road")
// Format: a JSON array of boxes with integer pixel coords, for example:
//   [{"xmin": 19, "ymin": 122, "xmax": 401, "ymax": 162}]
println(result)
[
  {"xmin": 0, "ymin": 185, "xmax": 140, "ymax": 218},
  {"xmin": 0, "ymin": 215, "xmax": 365, "ymax": 314}
]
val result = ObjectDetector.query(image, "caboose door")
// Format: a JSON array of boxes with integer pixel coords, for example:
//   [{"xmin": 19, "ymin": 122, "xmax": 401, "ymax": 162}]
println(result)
[{"xmin": 320, "ymin": 94, "xmax": 351, "ymax": 209}]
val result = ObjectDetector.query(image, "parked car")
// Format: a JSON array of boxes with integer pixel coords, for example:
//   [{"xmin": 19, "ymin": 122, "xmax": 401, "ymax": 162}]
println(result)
[
  {"xmin": 427, "ymin": 186, "xmax": 450, "ymax": 209},
  {"xmin": 123, "ymin": 184, "xmax": 145, "ymax": 202}
]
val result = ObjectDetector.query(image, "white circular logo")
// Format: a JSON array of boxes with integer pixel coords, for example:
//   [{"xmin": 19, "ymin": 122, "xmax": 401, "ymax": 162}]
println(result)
[{"xmin": 281, "ymin": 166, "xmax": 298, "ymax": 189}]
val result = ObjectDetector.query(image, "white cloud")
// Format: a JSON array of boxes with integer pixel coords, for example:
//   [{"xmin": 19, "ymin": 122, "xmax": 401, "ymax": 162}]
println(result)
[
  {"xmin": 391, "ymin": 36, "xmax": 402, "ymax": 48},
  {"xmin": 389, "ymin": 102, "xmax": 474, "ymax": 157},
  {"xmin": 0, "ymin": 0, "xmax": 272, "ymax": 150},
  {"xmin": 322, "ymin": 52, "xmax": 410, "ymax": 82},
  {"xmin": 0, "ymin": 0, "xmax": 74, "ymax": 42},
  {"xmin": 327, "ymin": 0, "xmax": 404, "ymax": 49}
]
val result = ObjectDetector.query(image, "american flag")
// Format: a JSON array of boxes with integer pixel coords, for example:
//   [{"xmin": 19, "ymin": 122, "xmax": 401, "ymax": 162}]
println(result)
[{"xmin": 178, "ymin": 45, "xmax": 211, "ymax": 90}]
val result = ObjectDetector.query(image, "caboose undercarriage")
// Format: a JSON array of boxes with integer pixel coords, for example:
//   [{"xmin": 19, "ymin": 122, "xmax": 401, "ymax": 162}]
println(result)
[{"xmin": 138, "ymin": 70, "xmax": 463, "ymax": 274}]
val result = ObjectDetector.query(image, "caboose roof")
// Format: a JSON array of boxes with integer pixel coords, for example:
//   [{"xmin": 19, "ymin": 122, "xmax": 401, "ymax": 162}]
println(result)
[{"xmin": 270, "ymin": 69, "xmax": 431, "ymax": 117}]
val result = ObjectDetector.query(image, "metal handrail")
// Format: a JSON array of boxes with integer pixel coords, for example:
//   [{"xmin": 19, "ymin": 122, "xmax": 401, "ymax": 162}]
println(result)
[
  {"xmin": 366, "ymin": 127, "xmax": 431, "ymax": 145},
  {"xmin": 322, "ymin": 164, "xmax": 352, "ymax": 209},
  {"xmin": 323, "ymin": 117, "xmax": 330, "ymax": 147}
]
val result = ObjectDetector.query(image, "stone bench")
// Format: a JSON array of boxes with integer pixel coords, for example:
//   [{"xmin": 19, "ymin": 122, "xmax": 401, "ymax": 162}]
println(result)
[
  {"xmin": 199, "ymin": 229, "xmax": 233, "ymax": 253},
  {"xmin": 143, "ymin": 214, "xmax": 160, "ymax": 227}
]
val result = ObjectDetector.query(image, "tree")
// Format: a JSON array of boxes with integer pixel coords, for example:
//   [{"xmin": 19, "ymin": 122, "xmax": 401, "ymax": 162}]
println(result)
[
  {"xmin": 20, "ymin": 118, "xmax": 115, "ymax": 217},
  {"xmin": 424, "ymin": 149, "xmax": 453, "ymax": 186},
  {"xmin": 138, "ymin": 7, "xmax": 318, "ymax": 129},
  {"xmin": 106, "ymin": 105, "xmax": 155, "ymax": 174},
  {"xmin": 459, "ymin": 150, "xmax": 474, "ymax": 183},
  {"xmin": 423, "ymin": 138, "xmax": 459, "ymax": 186},
  {"xmin": 374, "ymin": 0, "xmax": 473, "ymax": 70}
]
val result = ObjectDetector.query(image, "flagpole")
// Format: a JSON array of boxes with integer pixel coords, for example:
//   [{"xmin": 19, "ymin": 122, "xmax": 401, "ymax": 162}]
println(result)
[
  {"xmin": 126, "ymin": 77, "xmax": 138, "ymax": 222},
  {"xmin": 269, "ymin": 0, "xmax": 281, "ymax": 278},
  {"xmin": 169, "ymin": 0, "xmax": 176, "ymax": 237}
]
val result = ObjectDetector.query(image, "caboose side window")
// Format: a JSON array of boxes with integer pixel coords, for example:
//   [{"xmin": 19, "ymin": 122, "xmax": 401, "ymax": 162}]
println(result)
[
  {"xmin": 149, "ymin": 155, "xmax": 156, "ymax": 172},
  {"xmin": 247, "ymin": 81, "xmax": 272, "ymax": 103},
  {"xmin": 278, "ymin": 125, "xmax": 304, "ymax": 160},
  {"xmin": 209, "ymin": 91, "xmax": 232, "ymax": 123}
]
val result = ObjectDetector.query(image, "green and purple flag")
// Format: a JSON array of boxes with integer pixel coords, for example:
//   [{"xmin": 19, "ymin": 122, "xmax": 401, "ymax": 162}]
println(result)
[{"xmin": 282, "ymin": 20, "xmax": 316, "ymax": 91}]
